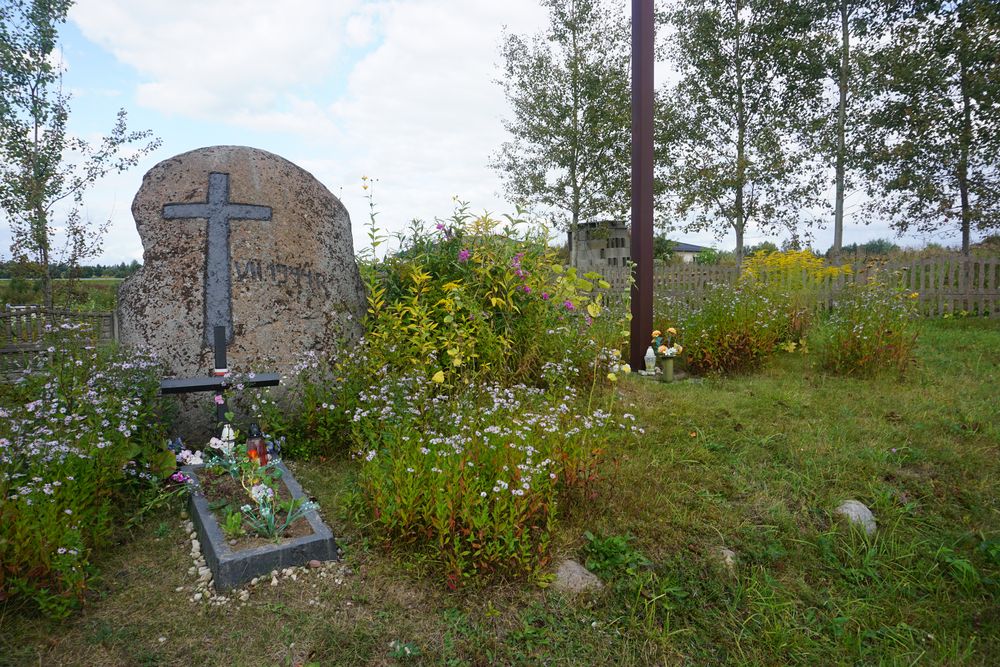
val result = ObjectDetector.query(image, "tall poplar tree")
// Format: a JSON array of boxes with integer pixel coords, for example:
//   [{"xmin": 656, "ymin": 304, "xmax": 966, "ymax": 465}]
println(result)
[
  {"xmin": 860, "ymin": 0, "xmax": 999, "ymax": 253},
  {"xmin": 820, "ymin": 0, "xmax": 894, "ymax": 255},
  {"xmin": 661, "ymin": 0, "xmax": 828, "ymax": 264},
  {"xmin": 0, "ymin": 0, "xmax": 159, "ymax": 308},
  {"xmin": 492, "ymin": 0, "xmax": 631, "ymax": 264}
]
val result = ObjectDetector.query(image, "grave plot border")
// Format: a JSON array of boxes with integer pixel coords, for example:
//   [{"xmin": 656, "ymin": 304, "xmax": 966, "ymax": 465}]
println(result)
[{"xmin": 181, "ymin": 461, "xmax": 339, "ymax": 591}]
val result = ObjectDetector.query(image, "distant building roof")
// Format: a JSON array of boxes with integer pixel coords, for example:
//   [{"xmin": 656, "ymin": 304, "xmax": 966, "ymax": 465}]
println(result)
[{"xmin": 672, "ymin": 242, "xmax": 709, "ymax": 253}]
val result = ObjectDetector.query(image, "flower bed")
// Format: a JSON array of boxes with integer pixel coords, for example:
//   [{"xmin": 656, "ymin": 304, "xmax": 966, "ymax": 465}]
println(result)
[{"xmin": 182, "ymin": 461, "xmax": 337, "ymax": 591}]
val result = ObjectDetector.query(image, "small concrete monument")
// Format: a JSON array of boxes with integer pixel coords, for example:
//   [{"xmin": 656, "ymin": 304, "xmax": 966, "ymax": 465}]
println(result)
[{"xmin": 119, "ymin": 146, "xmax": 365, "ymax": 431}]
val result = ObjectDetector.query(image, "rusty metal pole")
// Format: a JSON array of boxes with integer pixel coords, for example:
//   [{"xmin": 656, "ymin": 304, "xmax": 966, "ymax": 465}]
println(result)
[{"xmin": 630, "ymin": 0, "xmax": 654, "ymax": 372}]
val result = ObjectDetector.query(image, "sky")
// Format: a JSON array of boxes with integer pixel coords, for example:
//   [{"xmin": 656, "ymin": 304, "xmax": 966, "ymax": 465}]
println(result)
[{"xmin": 2, "ymin": 0, "xmax": 978, "ymax": 265}]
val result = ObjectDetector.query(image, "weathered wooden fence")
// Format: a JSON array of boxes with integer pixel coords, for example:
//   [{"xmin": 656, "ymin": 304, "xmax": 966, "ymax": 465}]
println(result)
[
  {"xmin": 601, "ymin": 256, "xmax": 1000, "ymax": 317},
  {"xmin": 1, "ymin": 305, "xmax": 118, "ymax": 374}
]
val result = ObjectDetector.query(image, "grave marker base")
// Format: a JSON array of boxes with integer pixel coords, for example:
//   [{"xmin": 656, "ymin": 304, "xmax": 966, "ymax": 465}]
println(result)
[{"xmin": 181, "ymin": 461, "xmax": 339, "ymax": 591}]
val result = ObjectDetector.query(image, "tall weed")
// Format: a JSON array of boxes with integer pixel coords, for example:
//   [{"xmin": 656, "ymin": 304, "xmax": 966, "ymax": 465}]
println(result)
[{"xmin": 810, "ymin": 273, "xmax": 920, "ymax": 376}]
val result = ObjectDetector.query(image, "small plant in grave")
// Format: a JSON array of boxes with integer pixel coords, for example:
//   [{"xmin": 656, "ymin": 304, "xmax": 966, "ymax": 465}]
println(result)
[{"xmin": 182, "ymin": 424, "xmax": 317, "ymax": 544}]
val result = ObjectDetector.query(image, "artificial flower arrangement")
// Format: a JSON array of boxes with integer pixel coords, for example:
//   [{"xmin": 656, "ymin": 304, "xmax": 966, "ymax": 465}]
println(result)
[
  {"xmin": 171, "ymin": 425, "xmax": 317, "ymax": 544},
  {"xmin": 652, "ymin": 328, "xmax": 683, "ymax": 358}
]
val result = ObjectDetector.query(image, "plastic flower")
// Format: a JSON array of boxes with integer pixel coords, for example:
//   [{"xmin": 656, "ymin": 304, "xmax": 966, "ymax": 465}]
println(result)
[
  {"xmin": 652, "ymin": 330, "xmax": 661, "ymax": 338},
  {"xmin": 667, "ymin": 327, "xmax": 677, "ymax": 335},
  {"xmin": 607, "ymin": 372, "xmax": 618, "ymax": 382},
  {"xmin": 658, "ymin": 345, "xmax": 668, "ymax": 355},
  {"xmin": 250, "ymin": 484, "xmax": 274, "ymax": 503},
  {"xmin": 620, "ymin": 363, "xmax": 631, "ymax": 374}
]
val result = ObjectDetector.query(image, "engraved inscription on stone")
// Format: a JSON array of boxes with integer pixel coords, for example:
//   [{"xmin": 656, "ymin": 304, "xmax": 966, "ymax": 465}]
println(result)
[{"xmin": 233, "ymin": 258, "xmax": 333, "ymax": 298}]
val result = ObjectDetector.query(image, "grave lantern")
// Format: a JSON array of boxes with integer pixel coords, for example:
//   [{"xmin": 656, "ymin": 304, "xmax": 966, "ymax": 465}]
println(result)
[{"xmin": 246, "ymin": 423, "xmax": 267, "ymax": 465}]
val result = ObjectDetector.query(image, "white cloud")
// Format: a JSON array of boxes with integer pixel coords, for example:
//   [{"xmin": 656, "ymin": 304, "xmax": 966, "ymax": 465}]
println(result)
[{"xmin": 70, "ymin": 0, "xmax": 364, "ymax": 116}]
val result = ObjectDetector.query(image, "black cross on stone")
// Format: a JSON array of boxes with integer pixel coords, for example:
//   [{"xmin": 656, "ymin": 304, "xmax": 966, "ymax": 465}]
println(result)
[
  {"xmin": 160, "ymin": 326, "xmax": 280, "ymax": 424},
  {"xmin": 163, "ymin": 172, "xmax": 272, "ymax": 346}
]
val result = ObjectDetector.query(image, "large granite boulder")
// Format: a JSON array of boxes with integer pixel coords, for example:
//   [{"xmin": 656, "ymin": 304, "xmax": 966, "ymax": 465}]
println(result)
[{"xmin": 118, "ymin": 146, "xmax": 364, "ymax": 434}]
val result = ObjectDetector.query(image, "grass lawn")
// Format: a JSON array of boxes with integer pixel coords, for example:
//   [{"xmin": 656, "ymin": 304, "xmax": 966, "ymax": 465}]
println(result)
[{"xmin": 2, "ymin": 318, "xmax": 997, "ymax": 666}]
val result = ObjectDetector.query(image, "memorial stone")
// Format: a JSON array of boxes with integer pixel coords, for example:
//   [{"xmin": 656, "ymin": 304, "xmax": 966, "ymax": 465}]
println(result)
[{"xmin": 118, "ymin": 146, "xmax": 365, "ymax": 433}]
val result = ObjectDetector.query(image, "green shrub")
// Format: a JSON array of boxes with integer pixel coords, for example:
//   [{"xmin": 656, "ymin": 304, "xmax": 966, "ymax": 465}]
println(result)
[
  {"xmin": 810, "ymin": 274, "xmax": 920, "ymax": 376},
  {"xmin": 359, "ymin": 200, "xmax": 624, "ymax": 391},
  {"xmin": 661, "ymin": 282, "xmax": 788, "ymax": 375},
  {"xmin": 740, "ymin": 249, "xmax": 852, "ymax": 341},
  {"xmin": 0, "ymin": 323, "xmax": 172, "ymax": 617},
  {"xmin": 345, "ymin": 195, "xmax": 635, "ymax": 585},
  {"xmin": 235, "ymin": 346, "xmax": 367, "ymax": 460}
]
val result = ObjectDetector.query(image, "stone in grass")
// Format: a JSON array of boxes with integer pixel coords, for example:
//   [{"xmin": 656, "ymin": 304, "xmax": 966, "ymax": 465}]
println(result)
[
  {"xmin": 713, "ymin": 547, "xmax": 738, "ymax": 573},
  {"xmin": 551, "ymin": 559, "xmax": 603, "ymax": 594},
  {"xmin": 834, "ymin": 500, "xmax": 877, "ymax": 535}
]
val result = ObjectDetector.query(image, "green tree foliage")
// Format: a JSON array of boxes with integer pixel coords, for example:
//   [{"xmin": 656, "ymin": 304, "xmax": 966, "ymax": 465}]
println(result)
[
  {"xmin": 859, "ymin": 0, "xmax": 1000, "ymax": 254},
  {"xmin": 744, "ymin": 241, "xmax": 779, "ymax": 258},
  {"xmin": 491, "ymin": 0, "xmax": 631, "ymax": 265},
  {"xmin": 653, "ymin": 234, "xmax": 676, "ymax": 263},
  {"xmin": 837, "ymin": 237, "xmax": 900, "ymax": 256},
  {"xmin": 0, "ymin": 0, "xmax": 159, "ymax": 308},
  {"xmin": 661, "ymin": 0, "xmax": 829, "ymax": 265}
]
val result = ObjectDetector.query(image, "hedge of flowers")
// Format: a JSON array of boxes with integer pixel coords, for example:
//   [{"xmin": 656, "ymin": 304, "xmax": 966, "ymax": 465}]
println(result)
[
  {"xmin": 662, "ymin": 281, "xmax": 790, "ymax": 375},
  {"xmin": 0, "ymin": 323, "xmax": 171, "ymax": 617},
  {"xmin": 351, "ymin": 369, "xmax": 638, "ymax": 585}
]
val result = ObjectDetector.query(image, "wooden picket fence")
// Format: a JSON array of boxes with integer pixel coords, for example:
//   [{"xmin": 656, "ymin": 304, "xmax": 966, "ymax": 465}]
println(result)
[
  {"xmin": 601, "ymin": 255, "xmax": 1000, "ymax": 317},
  {"xmin": 0, "ymin": 305, "xmax": 118, "ymax": 375}
]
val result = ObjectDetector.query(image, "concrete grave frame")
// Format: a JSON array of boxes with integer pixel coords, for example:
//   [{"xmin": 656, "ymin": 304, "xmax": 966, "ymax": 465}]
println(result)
[{"xmin": 181, "ymin": 461, "xmax": 339, "ymax": 591}]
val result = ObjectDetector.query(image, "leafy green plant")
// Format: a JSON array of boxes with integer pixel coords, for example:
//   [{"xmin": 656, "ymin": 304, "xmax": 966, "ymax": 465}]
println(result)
[
  {"xmin": 936, "ymin": 546, "xmax": 981, "ymax": 593},
  {"xmin": 583, "ymin": 532, "xmax": 650, "ymax": 578},
  {"xmin": 810, "ymin": 272, "xmax": 920, "ymax": 376},
  {"xmin": 222, "ymin": 508, "xmax": 244, "ymax": 539}
]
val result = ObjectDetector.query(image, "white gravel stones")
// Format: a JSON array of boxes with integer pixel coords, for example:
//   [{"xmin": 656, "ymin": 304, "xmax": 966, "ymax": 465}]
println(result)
[{"xmin": 180, "ymin": 519, "xmax": 347, "ymax": 605}]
